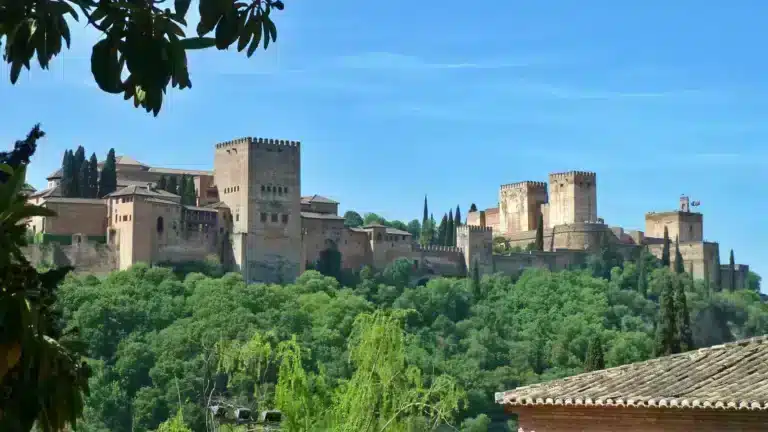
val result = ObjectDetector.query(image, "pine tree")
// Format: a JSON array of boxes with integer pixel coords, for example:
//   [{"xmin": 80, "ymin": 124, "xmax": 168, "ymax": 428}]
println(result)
[
  {"xmin": 661, "ymin": 226, "xmax": 671, "ymax": 268},
  {"xmin": 87, "ymin": 153, "xmax": 99, "ymax": 198},
  {"xmin": 167, "ymin": 176, "xmax": 178, "ymax": 197},
  {"xmin": 77, "ymin": 159, "xmax": 89, "ymax": 199},
  {"xmin": 584, "ymin": 334, "xmax": 605, "ymax": 372},
  {"xmin": 729, "ymin": 249, "xmax": 736, "ymax": 291},
  {"xmin": 437, "ymin": 214, "xmax": 448, "ymax": 246},
  {"xmin": 98, "ymin": 148, "xmax": 117, "ymax": 197},
  {"xmin": 674, "ymin": 236, "xmax": 685, "ymax": 274},
  {"xmin": 674, "ymin": 276, "xmax": 694, "ymax": 352},
  {"xmin": 454, "ymin": 205, "xmax": 462, "ymax": 228},
  {"xmin": 534, "ymin": 213, "xmax": 544, "ymax": 251},
  {"xmin": 73, "ymin": 145, "xmax": 86, "ymax": 197},
  {"xmin": 654, "ymin": 277, "xmax": 680, "ymax": 357},
  {"xmin": 446, "ymin": 209, "xmax": 455, "ymax": 246},
  {"xmin": 713, "ymin": 250, "xmax": 722, "ymax": 292},
  {"xmin": 636, "ymin": 248, "xmax": 648, "ymax": 296},
  {"xmin": 469, "ymin": 203, "xmax": 477, "ymax": 213},
  {"xmin": 157, "ymin": 175, "xmax": 167, "ymax": 191}
]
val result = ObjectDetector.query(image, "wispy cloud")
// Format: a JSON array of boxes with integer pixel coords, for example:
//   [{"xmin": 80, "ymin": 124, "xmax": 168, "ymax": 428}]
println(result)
[
  {"xmin": 494, "ymin": 79, "xmax": 713, "ymax": 102},
  {"xmin": 333, "ymin": 51, "xmax": 549, "ymax": 71}
]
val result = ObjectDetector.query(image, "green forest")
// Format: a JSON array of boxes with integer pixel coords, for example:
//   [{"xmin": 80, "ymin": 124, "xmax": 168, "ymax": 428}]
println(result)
[{"xmin": 56, "ymin": 252, "xmax": 766, "ymax": 431}]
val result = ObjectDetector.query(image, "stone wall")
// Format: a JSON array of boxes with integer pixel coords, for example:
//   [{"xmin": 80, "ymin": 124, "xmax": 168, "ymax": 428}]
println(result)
[
  {"xmin": 720, "ymin": 264, "xmax": 751, "ymax": 291},
  {"xmin": 505, "ymin": 222, "xmax": 611, "ymax": 252},
  {"xmin": 412, "ymin": 245, "xmax": 466, "ymax": 277},
  {"xmin": 493, "ymin": 250, "xmax": 588, "ymax": 274},
  {"xmin": 647, "ymin": 241, "xmax": 719, "ymax": 281},
  {"xmin": 22, "ymin": 241, "xmax": 118, "ymax": 276}
]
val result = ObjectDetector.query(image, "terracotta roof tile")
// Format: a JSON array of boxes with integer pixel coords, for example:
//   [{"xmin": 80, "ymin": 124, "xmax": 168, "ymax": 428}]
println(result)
[{"xmin": 495, "ymin": 335, "xmax": 768, "ymax": 411}]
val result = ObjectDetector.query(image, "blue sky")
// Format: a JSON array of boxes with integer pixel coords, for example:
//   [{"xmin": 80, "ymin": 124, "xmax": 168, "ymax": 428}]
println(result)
[{"xmin": 1, "ymin": 0, "xmax": 766, "ymax": 286}]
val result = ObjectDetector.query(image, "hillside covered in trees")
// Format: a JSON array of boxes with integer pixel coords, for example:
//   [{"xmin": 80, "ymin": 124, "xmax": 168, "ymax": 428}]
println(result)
[{"xmin": 55, "ymin": 250, "xmax": 767, "ymax": 431}]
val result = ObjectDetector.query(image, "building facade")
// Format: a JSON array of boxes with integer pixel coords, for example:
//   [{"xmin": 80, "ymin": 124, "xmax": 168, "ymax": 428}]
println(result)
[{"xmin": 25, "ymin": 137, "xmax": 750, "ymax": 285}]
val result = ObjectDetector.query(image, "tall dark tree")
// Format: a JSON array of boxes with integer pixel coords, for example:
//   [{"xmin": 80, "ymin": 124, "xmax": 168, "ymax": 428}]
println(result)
[
  {"xmin": 729, "ymin": 249, "xmax": 736, "ymax": 291},
  {"xmin": 661, "ymin": 226, "xmax": 671, "ymax": 268},
  {"xmin": 673, "ymin": 236, "xmax": 685, "ymax": 274},
  {"xmin": 77, "ymin": 159, "xmax": 89, "ymax": 199},
  {"xmin": 420, "ymin": 196, "xmax": 430, "ymax": 246},
  {"xmin": 422, "ymin": 195, "xmax": 429, "ymax": 227},
  {"xmin": 429, "ymin": 213, "xmax": 436, "ymax": 245},
  {"xmin": 446, "ymin": 209, "xmax": 455, "ymax": 246},
  {"xmin": 674, "ymin": 276, "xmax": 694, "ymax": 352},
  {"xmin": 157, "ymin": 175, "xmax": 167, "ymax": 191},
  {"xmin": 72, "ymin": 146, "xmax": 85, "ymax": 197},
  {"xmin": 454, "ymin": 205, "xmax": 462, "ymax": 228},
  {"xmin": 713, "ymin": 251, "xmax": 722, "ymax": 292},
  {"xmin": 437, "ymin": 214, "xmax": 448, "ymax": 246},
  {"xmin": 343, "ymin": 211, "xmax": 364, "ymax": 228},
  {"xmin": 534, "ymin": 213, "xmax": 544, "ymax": 251},
  {"xmin": 654, "ymin": 277, "xmax": 680, "ymax": 357},
  {"xmin": 471, "ymin": 258, "xmax": 481, "ymax": 298},
  {"xmin": 178, "ymin": 174, "xmax": 188, "ymax": 199},
  {"xmin": 469, "ymin": 203, "xmax": 478, "ymax": 213},
  {"xmin": 636, "ymin": 248, "xmax": 648, "ymax": 296},
  {"xmin": 185, "ymin": 176, "xmax": 197, "ymax": 205},
  {"xmin": 60, "ymin": 150, "xmax": 75, "ymax": 197},
  {"xmin": 87, "ymin": 153, "xmax": 99, "ymax": 198},
  {"xmin": 167, "ymin": 176, "xmax": 178, "ymax": 197},
  {"xmin": 98, "ymin": 148, "xmax": 117, "ymax": 197},
  {"xmin": 584, "ymin": 334, "xmax": 605, "ymax": 372}
]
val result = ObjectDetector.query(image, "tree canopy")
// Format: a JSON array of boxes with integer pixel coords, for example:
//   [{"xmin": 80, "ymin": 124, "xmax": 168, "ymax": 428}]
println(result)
[{"xmin": 1, "ymin": 0, "xmax": 286, "ymax": 115}]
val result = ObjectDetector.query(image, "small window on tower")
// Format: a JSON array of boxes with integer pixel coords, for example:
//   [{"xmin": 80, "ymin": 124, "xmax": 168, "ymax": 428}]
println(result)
[
  {"xmin": 261, "ymin": 185, "xmax": 265, "ymax": 192},
  {"xmin": 277, "ymin": 187, "xmax": 283, "ymax": 195},
  {"xmin": 282, "ymin": 214, "xmax": 289, "ymax": 224},
  {"xmin": 261, "ymin": 212, "xmax": 267, "ymax": 222},
  {"xmin": 235, "ymin": 214, "xmax": 240, "ymax": 222},
  {"xmin": 271, "ymin": 213, "xmax": 278, "ymax": 223},
  {"xmin": 267, "ymin": 186, "xmax": 271, "ymax": 192},
  {"xmin": 284, "ymin": 187, "xmax": 289, "ymax": 193}
]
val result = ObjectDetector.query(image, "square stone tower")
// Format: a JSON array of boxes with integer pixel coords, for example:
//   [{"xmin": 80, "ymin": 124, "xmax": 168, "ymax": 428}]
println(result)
[
  {"xmin": 547, "ymin": 171, "xmax": 597, "ymax": 227},
  {"xmin": 214, "ymin": 137, "xmax": 302, "ymax": 283},
  {"xmin": 498, "ymin": 181, "xmax": 548, "ymax": 235}
]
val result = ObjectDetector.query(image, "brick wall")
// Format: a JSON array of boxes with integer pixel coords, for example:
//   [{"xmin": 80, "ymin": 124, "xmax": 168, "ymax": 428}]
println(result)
[{"xmin": 513, "ymin": 406, "xmax": 768, "ymax": 431}]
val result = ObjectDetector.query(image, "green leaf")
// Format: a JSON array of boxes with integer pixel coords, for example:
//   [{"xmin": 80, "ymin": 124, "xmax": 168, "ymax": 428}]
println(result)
[
  {"xmin": 175, "ymin": 0, "xmax": 192, "ymax": 18},
  {"xmin": 246, "ymin": 15, "xmax": 262, "ymax": 57},
  {"xmin": 0, "ymin": 164, "xmax": 13, "ymax": 175},
  {"xmin": 262, "ymin": 17, "xmax": 270, "ymax": 50},
  {"xmin": 10, "ymin": 61, "xmax": 23, "ymax": 84},
  {"xmin": 178, "ymin": 37, "xmax": 216, "ymax": 50},
  {"xmin": 90, "ymin": 38, "xmax": 122, "ymax": 93}
]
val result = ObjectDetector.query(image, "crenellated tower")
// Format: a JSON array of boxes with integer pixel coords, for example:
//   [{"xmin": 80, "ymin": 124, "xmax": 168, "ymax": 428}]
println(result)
[
  {"xmin": 214, "ymin": 137, "xmax": 302, "ymax": 283},
  {"xmin": 547, "ymin": 171, "xmax": 597, "ymax": 227},
  {"xmin": 456, "ymin": 225, "xmax": 494, "ymax": 276},
  {"xmin": 498, "ymin": 181, "xmax": 548, "ymax": 235}
]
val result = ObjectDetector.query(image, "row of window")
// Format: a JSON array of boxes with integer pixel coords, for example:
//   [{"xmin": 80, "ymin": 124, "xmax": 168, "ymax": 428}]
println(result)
[
  {"xmin": 224, "ymin": 185, "xmax": 240, "ymax": 194},
  {"xmin": 369, "ymin": 233, "xmax": 408, "ymax": 242},
  {"xmin": 260, "ymin": 212, "xmax": 289, "ymax": 224},
  {"xmin": 261, "ymin": 185, "xmax": 289, "ymax": 195}
]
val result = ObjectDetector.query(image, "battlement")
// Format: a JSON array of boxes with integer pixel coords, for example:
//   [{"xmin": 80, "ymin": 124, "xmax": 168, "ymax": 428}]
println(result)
[
  {"xmin": 457, "ymin": 225, "xmax": 493, "ymax": 233},
  {"xmin": 215, "ymin": 137, "xmax": 301, "ymax": 150},
  {"xmin": 548, "ymin": 171, "xmax": 596, "ymax": 182},
  {"xmin": 500, "ymin": 181, "xmax": 548, "ymax": 191},
  {"xmin": 413, "ymin": 244, "xmax": 463, "ymax": 254}
]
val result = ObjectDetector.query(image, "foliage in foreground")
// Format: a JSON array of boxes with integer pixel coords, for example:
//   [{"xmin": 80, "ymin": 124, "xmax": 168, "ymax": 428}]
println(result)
[
  {"xmin": 1, "ymin": 0, "xmax": 286, "ymax": 115},
  {"xmin": 54, "ymin": 254, "xmax": 768, "ymax": 431}
]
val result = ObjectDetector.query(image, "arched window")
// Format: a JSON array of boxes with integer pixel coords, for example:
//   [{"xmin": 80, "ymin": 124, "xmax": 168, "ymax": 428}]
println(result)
[
  {"xmin": 376, "ymin": 233, "xmax": 382, "ymax": 241},
  {"xmin": 157, "ymin": 216, "xmax": 164, "ymax": 234}
]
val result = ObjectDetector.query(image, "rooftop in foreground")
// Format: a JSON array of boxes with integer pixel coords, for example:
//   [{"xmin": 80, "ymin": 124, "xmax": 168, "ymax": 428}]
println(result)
[{"xmin": 496, "ymin": 335, "xmax": 768, "ymax": 411}]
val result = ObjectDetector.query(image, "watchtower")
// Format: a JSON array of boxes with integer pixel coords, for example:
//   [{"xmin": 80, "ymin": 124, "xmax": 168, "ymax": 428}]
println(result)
[
  {"xmin": 498, "ymin": 181, "xmax": 548, "ymax": 235},
  {"xmin": 214, "ymin": 137, "xmax": 302, "ymax": 283},
  {"xmin": 456, "ymin": 225, "xmax": 494, "ymax": 277},
  {"xmin": 547, "ymin": 171, "xmax": 597, "ymax": 227}
]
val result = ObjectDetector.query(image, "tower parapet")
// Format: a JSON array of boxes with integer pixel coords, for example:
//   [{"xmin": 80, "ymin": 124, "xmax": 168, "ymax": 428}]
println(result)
[
  {"xmin": 216, "ymin": 137, "xmax": 301, "ymax": 150},
  {"xmin": 500, "ymin": 181, "xmax": 548, "ymax": 191},
  {"xmin": 498, "ymin": 181, "xmax": 548, "ymax": 235},
  {"xmin": 548, "ymin": 171, "xmax": 596, "ymax": 183}
]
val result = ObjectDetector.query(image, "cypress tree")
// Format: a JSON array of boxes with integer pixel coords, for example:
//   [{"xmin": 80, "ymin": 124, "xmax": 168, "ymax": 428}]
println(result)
[
  {"xmin": 729, "ymin": 249, "xmax": 736, "ymax": 291},
  {"xmin": 471, "ymin": 258, "xmax": 481, "ymax": 298},
  {"xmin": 446, "ymin": 209, "xmax": 455, "ymax": 246},
  {"xmin": 157, "ymin": 175, "xmax": 167, "ymax": 191},
  {"xmin": 437, "ymin": 214, "xmax": 448, "ymax": 246},
  {"xmin": 654, "ymin": 277, "xmax": 680, "ymax": 357},
  {"xmin": 713, "ymin": 250, "xmax": 722, "ymax": 292},
  {"xmin": 534, "ymin": 213, "xmax": 544, "ymax": 251},
  {"xmin": 636, "ymin": 248, "xmax": 648, "ymax": 296},
  {"xmin": 87, "ymin": 153, "xmax": 99, "ymax": 198},
  {"xmin": 674, "ymin": 276, "xmax": 694, "ymax": 352},
  {"xmin": 179, "ymin": 174, "xmax": 187, "ymax": 199},
  {"xmin": 454, "ymin": 205, "xmax": 462, "ymax": 228},
  {"xmin": 429, "ymin": 214, "xmax": 436, "ymax": 245},
  {"xmin": 661, "ymin": 226, "xmax": 671, "ymax": 268},
  {"xmin": 77, "ymin": 159, "xmax": 89, "ymax": 199},
  {"xmin": 73, "ymin": 146, "xmax": 86, "ymax": 197},
  {"xmin": 60, "ymin": 150, "xmax": 74, "ymax": 197},
  {"xmin": 167, "ymin": 176, "xmax": 178, "ymax": 197},
  {"xmin": 673, "ymin": 236, "xmax": 685, "ymax": 274},
  {"xmin": 584, "ymin": 334, "xmax": 605, "ymax": 372},
  {"xmin": 420, "ymin": 195, "xmax": 430, "ymax": 246},
  {"xmin": 98, "ymin": 148, "xmax": 117, "ymax": 197},
  {"xmin": 186, "ymin": 176, "xmax": 197, "ymax": 206},
  {"xmin": 703, "ymin": 255, "xmax": 711, "ymax": 296},
  {"xmin": 469, "ymin": 203, "xmax": 478, "ymax": 213}
]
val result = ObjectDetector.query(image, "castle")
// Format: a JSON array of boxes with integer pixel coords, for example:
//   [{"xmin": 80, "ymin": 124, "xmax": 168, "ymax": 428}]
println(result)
[{"xmin": 24, "ymin": 136, "xmax": 750, "ymax": 288}]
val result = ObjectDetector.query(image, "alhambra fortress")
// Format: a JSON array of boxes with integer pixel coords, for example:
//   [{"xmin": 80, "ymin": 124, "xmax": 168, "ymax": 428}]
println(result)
[{"xmin": 24, "ymin": 136, "xmax": 749, "ymax": 288}]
